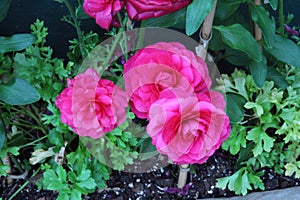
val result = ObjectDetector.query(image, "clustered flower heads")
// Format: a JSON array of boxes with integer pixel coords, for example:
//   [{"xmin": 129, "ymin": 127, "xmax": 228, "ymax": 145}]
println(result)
[
  {"xmin": 83, "ymin": 0, "xmax": 192, "ymax": 30},
  {"xmin": 56, "ymin": 42, "xmax": 231, "ymax": 165}
]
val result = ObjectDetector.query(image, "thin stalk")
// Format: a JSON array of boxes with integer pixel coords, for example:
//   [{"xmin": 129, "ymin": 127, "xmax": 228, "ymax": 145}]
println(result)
[
  {"xmin": 102, "ymin": 33, "xmax": 123, "ymax": 68},
  {"xmin": 117, "ymin": 13, "xmax": 129, "ymax": 61},
  {"xmin": 8, "ymin": 167, "xmax": 41, "ymax": 200},
  {"xmin": 19, "ymin": 135, "xmax": 48, "ymax": 149},
  {"xmin": 9, "ymin": 154, "xmax": 24, "ymax": 173},
  {"xmin": 279, "ymin": 0, "xmax": 284, "ymax": 36},
  {"xmin": 63, "ymin": 0, "xmax": 84, "ymax": 57}
]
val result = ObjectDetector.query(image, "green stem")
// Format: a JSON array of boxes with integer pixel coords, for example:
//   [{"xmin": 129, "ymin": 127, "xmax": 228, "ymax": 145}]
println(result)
[
  {"xmin": 9, "ymin": 155, "xmax": 24, "ymax": 173},
  {"xmin": 117, "ymin": 12, "xmax": 129, "ymax": 61},
  {"xmin": 102, "ymin": 33, "xmax": 123, "ymax": 68},
  {"xmin": 279, "ymin": 0, "xmax": 284, "ymax": 36},
  {"xmin": 8, "ymin": 167, "xmax": 41, "ymax": 200},
  {"xmin": 63, "ymin": 0, "xmax": 84, "ymax": 58},
  {"xmin": 19, "ymin": 135, "xmax": 48, "ymax": 149}
]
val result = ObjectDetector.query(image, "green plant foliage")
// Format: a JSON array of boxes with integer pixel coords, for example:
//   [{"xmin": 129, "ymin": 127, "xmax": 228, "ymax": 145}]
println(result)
[
  {"xmin": 250, "ymin": 4, "xmax": 276, "ymax": 48},
  {"xmin": 185, "ymin": 0, "xmax": 215, "ymax": 35},
  {"xmin": 216, "ymin": 167, "xmax": 264, "ymax": 196},
  {"xmin": 0, "ymin": 0, "xmax": 12, "ymax": 22},
  {"xmin": 0, "ymin": 34, "xmax": 36, "ymax": 53},
  {"xmin": 0, "ymin": 119, "xmax": 4, "ymax": 150},
  {"xmin": 0, "ymin": 78, "xmax": 40, "ymax": 105},
  {"xmin": 265, "ymin": 34, "xmax": 300, "ymax": 67},
  {"xmin": 214, "ymin": 24, "xmax": 262, "ymax": 62},
  {"xmin": 215, "ymin": 0, "xmax": 241, "ymax": 21},
  {"xmin": 249, "ymin": 56, "xmax": 268, "ymax": 88},
  {"xmin": 217, "ymin": 66, "xmax": 300, "ymax": 195},
  {"xmin": 145, "ymin": 8, "xmax": 186, "ymax": 28}
]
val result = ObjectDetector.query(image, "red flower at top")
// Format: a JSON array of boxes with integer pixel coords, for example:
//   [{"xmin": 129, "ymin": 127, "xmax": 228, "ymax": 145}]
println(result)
[
  {"xmin": 126, "ymin": 0, "xmax": 192, "ymax": 20},
  {"xmin": 83, "ymin": 0, "xmax": 125, "ymax": 30}
]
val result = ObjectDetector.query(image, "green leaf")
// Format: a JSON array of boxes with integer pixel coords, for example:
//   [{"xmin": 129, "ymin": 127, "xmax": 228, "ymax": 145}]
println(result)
[
  {"xmin": 214, "ymin": 24, "xmax": 262, "ymax": 62},
  {"xmin": 215, "ymin": 0, "xmax": 241, "ymax": 21},
  {"xmin": 0, "ymin": 78, "xmax": 40, "ymax": 105},
  {"xmin": 70, "ymin": 189, "xmax": 81, "ymax": 200},
  {"xmin": 226, "ymin": 93, "xmax": 246, "ymax": 123},
  {"xmin": 246, "ymin": 127, "xmax": 274, "ymax": 156},
  {"xmin": 285, "ymin": 162, "xmax": 300, "ymax": 178},
  {"xmin": 266, "ymin": 67, "xmax": 288, "ymax": 90},
  {"xmin": 266, "ymin": 34, "xmax": 300, "ymax": 67},
  {"xmin": 225, "ymin": 48, "xmax": 250, "ymax": 66},
  {"xmin": 0, "ymin": 0, "xmax": 12, "ymax": 23},
  {"xmin": 0, "ymin": 120, "xmax": 5, "ymax": 151},
  {"xmin": 56, "ymin": 166, "xmax": 67, "ymax": 182},
  {"xmin": 249, "ymin": 55, "xmax": 268, "ymax": 88},
  {"xmin": 0, "ymin": 34, "xmax": 36, "ymax": 53},
  {"xmin": 250, "ymin": 4, "xmax": 276, "ymax": 48},
  {"xmin": 268, "ymin": 0, "xmax": 278, "ymax": 10},
  {"xmin": 186, "ymin": 0, "xmax": 215, "ymax": 35},
  {"xmin": 145, "ymin": 8, "xmax": 186, "ymax": 28}
]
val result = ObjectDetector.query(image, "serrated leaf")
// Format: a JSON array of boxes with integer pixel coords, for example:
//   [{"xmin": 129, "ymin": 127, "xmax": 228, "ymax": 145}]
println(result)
[
  {"xmin": 249, "ymin": 55, "xmax": 268, "ymax": 88},
  {"xmin": 145, "ymin": 8, "xmax": 186, "ymax": 28},
  {"xmin": 0, "ymin": 34, "xmax": 36, "ymax": 53},
  {"xmin": 77, "ymin": 169, "xmax": 91, "ymax": 182},
  {"xmin": 266, "ymin": 34, "xmax": 300, "ymax": 67},
  {"xmin": 0, "ymin": 78, "xmax": 40, "ymax": 105},
  {"xmin": 285, "ymin": 163, "xmax": 300, "ymax": 178},
  {"xmin": 56, "ymin": 166, "xmax": 67, "ymax": 182},
  {"xmin": 214, "ymin": 24, "xmax": 262, "ymax": 62},
  {"xmin": 0, "ymin": 0, "xmax": 12, "ymax": 22},
  {"xmin": 247, "ymin": 128, "xmax": 274, "ymax": 156},
  {"xmin": 70, "ymin": 189, "xmax": 81, "ymax": 200},
  {"xmin": 250, "ymin": 4, "xmax": 276, "ymax": 48},
  {"xmin": 186, "ymin": 0, "xmax": 215, "ymax": 35}
]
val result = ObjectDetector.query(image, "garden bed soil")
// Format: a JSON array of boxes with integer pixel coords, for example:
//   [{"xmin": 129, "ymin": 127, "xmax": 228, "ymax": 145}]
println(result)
[{"xmin": 1, "ymin": 149, "xmax": 300, "ymax": 200}]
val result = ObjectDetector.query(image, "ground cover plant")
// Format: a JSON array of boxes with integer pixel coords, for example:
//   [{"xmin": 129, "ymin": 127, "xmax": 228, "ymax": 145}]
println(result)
[{"xmin": 1, "ymin": 0, "xmax": 300, "ymax": 199}]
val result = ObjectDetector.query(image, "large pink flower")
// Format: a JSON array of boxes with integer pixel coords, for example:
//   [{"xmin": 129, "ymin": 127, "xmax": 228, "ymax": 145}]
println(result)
[
  {"xmin": 83, "ymin": 0, "xmax": 124, "ymax": 30},
  {"xmin": 55, "ymin": 68, "xmax": 128, "ymax": 139},
  {"xmin": 147, "ymin": 96, "xmax": 231, "ymax": 165},
  {"xmin": 124, "ymin": 42, "xmax": 212, "ymax": 119},
  {"xmin": 126, "ymin": 0, "xmax": 192, "ymax": 20}
]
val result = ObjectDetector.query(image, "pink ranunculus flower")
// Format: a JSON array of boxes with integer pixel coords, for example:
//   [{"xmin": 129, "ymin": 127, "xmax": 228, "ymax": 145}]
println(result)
[
  {"xmin": 83, "ymin": 0, "xmax": 124, "ymax": 30},
  {"xmin": 55, "ymin": 68, "xmax": 128, "ymax": 139},
  {"xmin": 126, "ymin": 0, "xmax": 192, "ymax": 20},
  {"xmin": 147, "ymin": 96, "xmax": 231, "ymax": 165},
  {"xmin": 124, "ymin": 42, "xmax": 212, "ymax": 119}
]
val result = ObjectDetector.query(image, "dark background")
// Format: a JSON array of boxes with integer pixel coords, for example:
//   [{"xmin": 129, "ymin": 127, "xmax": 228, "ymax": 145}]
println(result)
[{"xmin": 0, "ymin": 0, "xmax": 299, "ymax": 59}]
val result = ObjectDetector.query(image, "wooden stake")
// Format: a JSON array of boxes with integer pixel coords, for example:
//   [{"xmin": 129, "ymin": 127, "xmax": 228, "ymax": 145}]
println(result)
[
  {"xmin": 177, "ymin": 0, "xmax": 218, "ymax": 190},
  {"xmin": 254, "ymin": 0, "xmax": 262, "ymax": 41},
  {"xmin": 177, "ymin": 164, "xmax": 190, "ymax": 188}
]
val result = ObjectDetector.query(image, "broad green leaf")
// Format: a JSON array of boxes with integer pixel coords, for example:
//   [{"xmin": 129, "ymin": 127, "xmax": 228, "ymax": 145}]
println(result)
[
  {"xmin": 70, "ymin": 189, "xmax": 81, "ymax": 200},
  {"xmin": 214, "ymin": 24, "xmax": 262, "ymax": 62},
  {"xmin": 266, "ymin": 67, "xmax": 288, "ymax": 90},
  {"xmin": 249, "ymin": 55, "xmax": 268, "ymax": 88},
  {"xmin": 215, "ymin": 0, "xmax": 241, "ymax": 20},
  {"xmin": 0, "ymin": 34, "xmax": 36, "ymax": 53},
  {"xmin": 186, "ymin": 0, "xmax": 215, "ymax": 35},
  {"xmin": 145, "ymin": 8, "xmax": 186, "ymax": 28},
  {"xmin": 0, "ymin": 78, "xmax": 40, "ymax": 105},
  {"xmin": 225, "ymin": 48, "xmax": 250, "ymax": 66},
  {"xmin": 209, "ymin": 30, "xmax": 227, "ymax": 51},
  {"xmin": 266, "ymin": 34, "xmax": 300, "ymax": 67},
  {"xmin": 0, "ymin": 120, "xmax": 5, "ymax": 151},
  {"xmin": 0, "ymin": 0, "xmax": 12, "ymax": 22},
  {"xmin": 76, "ymin": 5, "xmax": 89, "ymax": 20},
  {"xmin": 226, "ymin": 93, "xmax": 246, "ymax": 123},
  {"xmin": 250, "ymin": 4, "xmax": 276, "ymax": 48}
]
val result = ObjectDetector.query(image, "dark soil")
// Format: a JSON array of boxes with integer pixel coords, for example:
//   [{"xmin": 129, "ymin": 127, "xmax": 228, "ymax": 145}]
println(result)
[{"xmin": 1, "ymin": 149, "xmax": 300, "ymax": 200}]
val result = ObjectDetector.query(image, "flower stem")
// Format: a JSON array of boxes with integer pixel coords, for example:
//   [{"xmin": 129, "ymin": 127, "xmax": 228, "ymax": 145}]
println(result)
[
  {"xmin": 279, "ymin": 0, "xmax": 284, "ymax": 36},
  {"xmin": 178, "ymin": 164, "xmax": 190, "ymax": 188}
]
